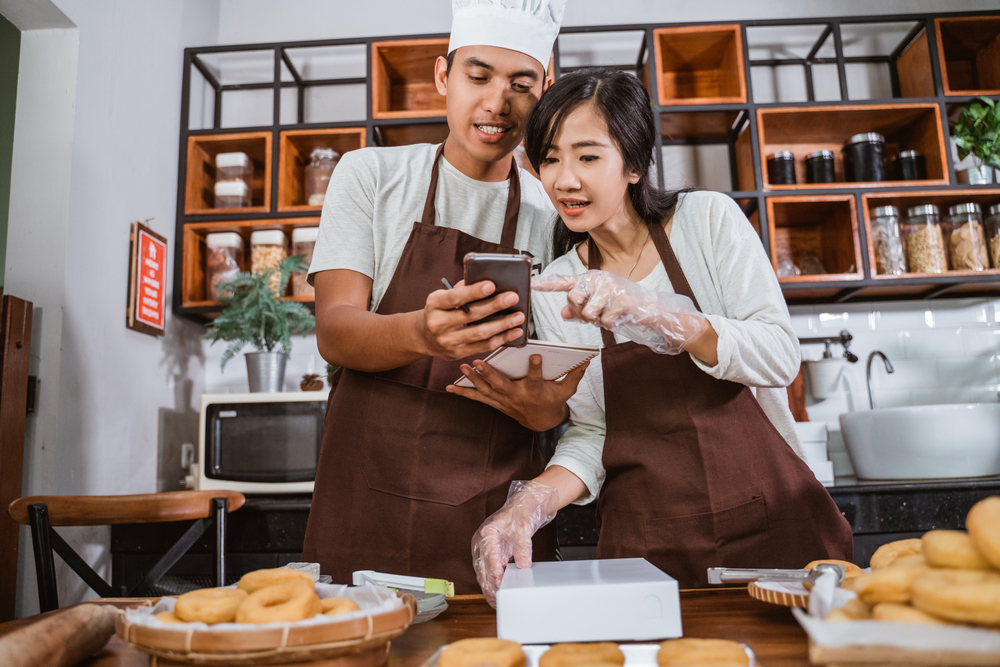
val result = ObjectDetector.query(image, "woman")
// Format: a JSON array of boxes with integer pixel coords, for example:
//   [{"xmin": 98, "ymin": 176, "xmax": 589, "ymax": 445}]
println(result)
[{"xmin": 471, "ymin": 68, "xmax": 852, "ymax": 603}]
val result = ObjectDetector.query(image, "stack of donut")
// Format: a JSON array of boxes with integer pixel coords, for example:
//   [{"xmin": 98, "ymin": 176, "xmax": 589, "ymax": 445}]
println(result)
[
  {"xmin": 439, "ymin": 637, "xmax": 750, "ymax": 667},
  {"xmin": 155, "ymin": 568, "xmax": 362, "ymax": 626},
  {"xmin": 824, "ymin": 496, "xmax": 1000, "ymax": 628}
]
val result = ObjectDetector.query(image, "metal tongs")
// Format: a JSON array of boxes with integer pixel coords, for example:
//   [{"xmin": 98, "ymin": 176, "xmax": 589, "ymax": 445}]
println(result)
[{"xmin": 707, "ymin": 562, "xmax": 845, "ymax": 586}]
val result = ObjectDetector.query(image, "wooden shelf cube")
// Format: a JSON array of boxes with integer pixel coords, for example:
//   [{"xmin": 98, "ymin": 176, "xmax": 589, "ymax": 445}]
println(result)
[
  {"xmin": 895, "ymin": 28, "xmax": 935, "ymax": 98},
  {"xmin": 658, "ymin": 110, "xmax": 756, "ymax": 191},
  {"xmin": 180, "ymin": 217, "xmax": 319, "ymax": 307},
  {"xmin": 372, "ymin": 39, "xmax": 448, "ymax": 119},
  {"xmin": 935, "ymin": 17, "xmax": 1000, "ymax": 96},
  {"xmin": 757, "ymin": 104, "xmax": 948, "ymax": 190},
  {"xmin": 185, "ymin": 132, "xmax": 271, "ymax": 216},
  {"xmin": 767, "ymin": 195, "xmax": 863, "ymax": 283},
  {"xmin": 651, "ymin": 25, "xmax": 746, "ymax": 106},
  {"xmin": 375, "ymin": 122, "xmax": 450, "ymax": 147},
  {"xmin": 861, "ymin": 189, "xmax": 1000, "ymax": 280},
  {"xmin": 277, "ymin": 128, "xmax": 366, "ymax": 212}
]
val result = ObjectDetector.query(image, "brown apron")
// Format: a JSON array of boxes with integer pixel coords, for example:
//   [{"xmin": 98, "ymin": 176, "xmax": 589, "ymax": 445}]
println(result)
[
  {"xmin": 592, "ymin": 221, "xmax": 853, "ymax": 588},
  {"xmin": 302, "ymin": 144, "xmax": 556, "ymax": 593}
]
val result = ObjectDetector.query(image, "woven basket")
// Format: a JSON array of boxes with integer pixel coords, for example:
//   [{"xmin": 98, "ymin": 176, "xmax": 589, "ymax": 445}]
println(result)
[
  {"xmin": 115, "ymin": 594, "xmax": 416, "ymax": 666},
  {"xmin": 747, "ymin": 581, "xmax": 808, "ymax": 608}
]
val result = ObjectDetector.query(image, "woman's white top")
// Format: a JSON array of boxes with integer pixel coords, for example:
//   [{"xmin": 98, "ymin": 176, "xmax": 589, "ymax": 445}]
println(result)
[{"xmin": 533, "ymin": 191, "xmax": 804, "ymax": 505}]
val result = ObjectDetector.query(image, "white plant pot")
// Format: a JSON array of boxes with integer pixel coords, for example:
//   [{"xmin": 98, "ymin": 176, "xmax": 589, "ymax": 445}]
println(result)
[
  {"xmin": 805, "ymin": 359, "xmax": 844, "ymax": 400},
  {"xmin": 956, "ymin": 164, "xmax": 997, "ymax": 185}
]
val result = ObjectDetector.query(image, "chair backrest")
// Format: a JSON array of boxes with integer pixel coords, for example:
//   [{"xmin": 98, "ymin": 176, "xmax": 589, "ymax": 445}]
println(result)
[
  {"xmin": 7, "ymin": 490, "xmax": 246, "ymax": 526},
  {"xmin": 7, "ymin": 490, "xmax": 246, "ymax": 613}
]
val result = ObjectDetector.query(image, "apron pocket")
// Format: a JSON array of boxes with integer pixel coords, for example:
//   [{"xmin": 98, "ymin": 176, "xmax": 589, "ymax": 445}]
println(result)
[
  {"xmin": 360, "ymin": 377, "xmax": 491, "ymax": 506},
  {"xmin": 643, "ymin": 495, "xmax": 774, "ymax": 583}
]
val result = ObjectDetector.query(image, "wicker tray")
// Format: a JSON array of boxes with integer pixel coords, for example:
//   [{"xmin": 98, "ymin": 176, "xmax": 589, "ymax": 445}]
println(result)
[
  {"xmin": 747, "ymin": 581, "xmax": 808, "ymax": 608},
  {"xmin": 115, "ymin": 593, "xmax": 416, "ymax": 666}
]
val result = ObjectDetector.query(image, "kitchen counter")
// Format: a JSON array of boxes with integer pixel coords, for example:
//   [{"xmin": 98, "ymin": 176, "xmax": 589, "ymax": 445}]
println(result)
[{"xmin": 0, "ymin": 590, "xmax": 811, "ymax": 667}]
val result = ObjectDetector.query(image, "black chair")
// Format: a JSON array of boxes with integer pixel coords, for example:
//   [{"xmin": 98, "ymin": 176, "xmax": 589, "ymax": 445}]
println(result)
[{"xmin": 7, "ymin": 490, "xmax": 245, "ymax": 612}]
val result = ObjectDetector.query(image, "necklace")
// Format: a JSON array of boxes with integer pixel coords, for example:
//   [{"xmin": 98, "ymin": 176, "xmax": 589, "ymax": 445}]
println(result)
[{"xmin": 624, "ymin": 226, "xmax": 650, "ymax": 281}]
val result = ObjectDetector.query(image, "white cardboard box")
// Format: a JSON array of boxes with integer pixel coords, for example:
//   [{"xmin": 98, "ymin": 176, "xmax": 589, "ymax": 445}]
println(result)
[{"xmin": 496, "ymin": 558, "xmax": 682, "ymax": 644}]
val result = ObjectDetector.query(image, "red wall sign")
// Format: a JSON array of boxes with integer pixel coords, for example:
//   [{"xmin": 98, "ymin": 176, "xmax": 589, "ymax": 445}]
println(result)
[{"xmin": 127, "ymin": 222, "xmax": 167, "ymax": 336}]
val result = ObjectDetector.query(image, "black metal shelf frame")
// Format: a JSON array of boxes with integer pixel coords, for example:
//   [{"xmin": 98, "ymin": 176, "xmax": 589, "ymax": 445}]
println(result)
[{"xmin": 173, "ymin": 10, "xmax": 1000, "ymax": 317}]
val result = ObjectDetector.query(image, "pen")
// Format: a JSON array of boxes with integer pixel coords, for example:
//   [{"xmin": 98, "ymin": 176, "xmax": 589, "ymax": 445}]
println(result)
[{"xmin": 441, "ymin": 278, "xmax": 471, "ymax": 314}]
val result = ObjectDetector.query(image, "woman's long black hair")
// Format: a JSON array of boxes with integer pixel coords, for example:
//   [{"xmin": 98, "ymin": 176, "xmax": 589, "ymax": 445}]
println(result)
[{"xmin": 523, "ymin": 67, "xmax": 688, "ymax": 262}]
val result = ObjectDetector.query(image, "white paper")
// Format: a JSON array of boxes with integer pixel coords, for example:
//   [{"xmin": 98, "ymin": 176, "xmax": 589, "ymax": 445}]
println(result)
[{"xmin": 123, "ymin": 583, "xmax": 403, "ymax": 632}]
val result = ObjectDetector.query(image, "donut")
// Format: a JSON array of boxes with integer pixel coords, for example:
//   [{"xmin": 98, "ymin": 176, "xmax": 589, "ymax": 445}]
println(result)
[
  {"xmin": 321, "ymin": 597, "xmax": 361, "ymax": 616},
  {"xmin": 840, "ymin": 597, "xmax": 873, "ymax": 620},
  {"xmin": 439, "ymin": 638, "xmax": 525, "ymax": 667},
  {"xmin": 236, "ymin": 568, "xmax": 315, "ymax": 594},
  {"xmin": 155, "ymin": 610, "xmax": 184, "ymax": 625},
  {"xmin": 174, "ymin": 587, "xmax": 248, "ymax": 624},
  {"xmin": 911, "ymin": 569, "xmax": 1000, "ymax": 627},
  {"xmin": 539, "ymin": 643, "xmax": 624, "ymax": 667},
  {"xmin": 967, "ymin": 496, "xmax": 1000, "ymax": 570},
  {"xmin": 872, "ymin": 602, "xmax": 950, "ymax": 625},
  {"xmin": 921, "ymin": 530, "xmax": 991, "ymax": 570},
  {"xmin": 657, "ymin": 639, "xmax": 749, "ymax": 666},
  {"xmin": 803, "ymin": 559, "xmax": 863, "ymax": 589},
  {"xmin": 870, "ymin": 538, "xmax": 922, "ymax": 570},
  {"xmin": 657, "ymin": 663, "xmax": 747, "ymax": 667},
  {"xmin": 851, "ymin": 563, "xmax": 931, "ymax": 606},
  {"xmin": 235, "ymin": 582, "xmax": 322, "ymax": 624},
  {"xmin": 824, "ymin": 608, "xmax": 855, "ymax": 622}
]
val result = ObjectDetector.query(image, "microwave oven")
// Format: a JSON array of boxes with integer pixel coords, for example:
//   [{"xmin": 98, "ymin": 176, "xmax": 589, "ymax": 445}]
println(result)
[{"xmin": 193, "ymin": 391, "xmax": 329, "ymax": 494}]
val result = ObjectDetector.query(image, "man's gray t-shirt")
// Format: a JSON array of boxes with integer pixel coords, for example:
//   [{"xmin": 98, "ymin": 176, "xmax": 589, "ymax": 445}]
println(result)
[{"xmin": 308, "ymin": 143, "xmax": 557, "ymax": 311}]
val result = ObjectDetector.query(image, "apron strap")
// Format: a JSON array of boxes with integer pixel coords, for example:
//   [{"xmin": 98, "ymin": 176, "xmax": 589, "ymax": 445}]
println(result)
[
  {"xmin": 420, "ymin": 142, "xmax": 522, "ymax": 250},
  {"xmin": 648, "ymin": 218, "xmax": 702, "ymax": 312},
  {"xmin": 585, "ymin": 237, "xmax": 619, "ymax": 349}
]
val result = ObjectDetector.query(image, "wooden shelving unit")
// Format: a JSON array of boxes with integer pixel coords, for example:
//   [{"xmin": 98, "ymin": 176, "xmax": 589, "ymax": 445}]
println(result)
[
  {"xmin": 173, "ymin": 10, "xmax": 1000, "ymax": 319},
  {"xmin": 935, "ymin": 16, "xmax": 1000, "ymax": 96}
]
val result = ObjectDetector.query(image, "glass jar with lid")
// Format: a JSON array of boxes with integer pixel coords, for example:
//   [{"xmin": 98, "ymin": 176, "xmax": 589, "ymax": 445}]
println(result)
[
  {"xmin": 902, "ymin": 204, "xmax": 948, "ymax": 273},
  {"xmin": 291, "ymin": 226, "xmax": 319, "ymax": 298},
  {"xmin": 250, "ymin": 229, "xmax": 288, "ymax": 294},
  {"xmin": 306, "ymin": 148, "xmax": 340, "ymax": 207},
  {"xmin": 806, "ymin": 150, "xmax": 835, "ymax": 184},
  {"xmin": 870, "ymin": 206, "xmax": 906, "ymax": 275},
  {"xmin": 944, "ymin": 203, "xmax": 989, "ymax": 271},
  {"xmin": 986, "ymin": 203, "xmax": 1000, "ymax": 269},
  {"xmin": 205, "ymin": 232, "xmax": 244, "ymax": 300},
  {"xmin": 766, "ymin": 151, "xmax": 796, "ymax": 185}
]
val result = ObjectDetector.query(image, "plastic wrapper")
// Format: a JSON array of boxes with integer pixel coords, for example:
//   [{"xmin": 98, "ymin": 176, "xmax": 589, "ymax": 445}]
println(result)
[
  {"xmin": 532, "ymin": 271, "xmax": 706, "ymax": 355},
  {"xmin": 776, "ymin": 257, "xmax": 801, "ymax": 278},
  {"xmin": 791, "ymin": 569, "xmax": 1000, "ymax": 659},
  {"xmin": 472, "ymin": 480, "xmax": 559, "ymax": 608}
]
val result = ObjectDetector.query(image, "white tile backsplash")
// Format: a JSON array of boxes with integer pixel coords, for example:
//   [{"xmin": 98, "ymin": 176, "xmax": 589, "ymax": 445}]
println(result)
[{"xmin": 793, "ymin": 297, "xmax": 1000, "ymax": 421}]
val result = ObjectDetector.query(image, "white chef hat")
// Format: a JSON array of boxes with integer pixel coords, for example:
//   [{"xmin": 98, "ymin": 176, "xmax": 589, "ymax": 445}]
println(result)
[{"xmin": 449, "ymin": 0, "xmax": 567, "ymax": 69}]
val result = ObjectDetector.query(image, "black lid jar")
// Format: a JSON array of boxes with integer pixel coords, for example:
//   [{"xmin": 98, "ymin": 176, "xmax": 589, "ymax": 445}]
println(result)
[
  {"xmin": 894, "ymin": 149, "xmax": 926, "ymax": 181},
  {"xmin": 843, "ymin": 132, "xmax": 887, "ymax": 182},
  {"xmin": 806, "ymin": 149, "xmax": 836, "ymax": 184},
  {"xmin": 767, "ymin": 151, "xmax": 796, "ymax": 185}
]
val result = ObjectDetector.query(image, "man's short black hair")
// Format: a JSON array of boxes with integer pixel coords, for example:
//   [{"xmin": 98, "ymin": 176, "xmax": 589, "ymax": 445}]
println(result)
[{"xmin": 446, "ymin": 50, "xmax": 455, "ymax": 76}]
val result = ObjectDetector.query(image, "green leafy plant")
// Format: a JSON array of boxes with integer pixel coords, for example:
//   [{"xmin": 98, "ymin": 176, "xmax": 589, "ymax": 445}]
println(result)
[
  {"xmin": 953, "ymin": 97, "xmax": 1000, "ymax": 171},
  {"xmin": 203, "ymin": 255, "xmax": 316, "ymax": 370}
]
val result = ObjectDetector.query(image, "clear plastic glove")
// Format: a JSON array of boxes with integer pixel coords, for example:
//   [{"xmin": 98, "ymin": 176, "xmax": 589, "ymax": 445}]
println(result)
[
  {"xmin": 532, "ymin": 270, "xmax": 707, "ymax": 355},
  {"xmin": 471, "ymin": 480, "xmax": 559, "ymax": 608}
]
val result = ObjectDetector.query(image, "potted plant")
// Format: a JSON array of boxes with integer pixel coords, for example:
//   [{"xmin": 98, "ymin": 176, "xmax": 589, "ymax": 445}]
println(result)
[
  {"xmin": 203, "ymin": 255, "xmax": 316, "ymax": 392},
  {"xmin": 953, "ymin": 97, "xmax": 1000, "ymax": 185}
]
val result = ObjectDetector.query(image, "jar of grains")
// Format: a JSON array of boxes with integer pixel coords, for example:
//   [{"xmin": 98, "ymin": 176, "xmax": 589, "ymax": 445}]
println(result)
[
  {"xmin": 291, "ymin": 226, "xmax": 319, "ymax": 298},
  {"xmin": 903, "ymin": 205, "xmax": 948, "ymax": 273},
  {"xmin": 205, "ymin": 232, "xmax": 243, "ymax": 300},
  {"xmin": 870, "ymin": 206, "xmax": 907, "ymax": 275},
  {"xmin": 944, "ymin": 203, "xmax": 989, "ymax": 271},
  {"xmin": 305, "ymin": 148, "xmax": 340, "ymax": 207},
  {"xmin": 250, "ymin": 229, "xmax": 288, "ymax": 294},
  {"xmin": 986, "ymin": 203, "xmax": 1000, "ymax": 269}
]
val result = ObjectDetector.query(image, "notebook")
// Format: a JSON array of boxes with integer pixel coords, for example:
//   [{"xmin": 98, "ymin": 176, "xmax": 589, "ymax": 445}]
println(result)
[{"xmin": 453, "ymin": 340, "xmax": 599, "ymax": 388}]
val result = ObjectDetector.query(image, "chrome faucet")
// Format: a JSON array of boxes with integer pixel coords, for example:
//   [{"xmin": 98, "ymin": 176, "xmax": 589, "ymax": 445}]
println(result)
[{"xmin": 867, "ymin": 351, "xmax": 894, "ymax": 410}]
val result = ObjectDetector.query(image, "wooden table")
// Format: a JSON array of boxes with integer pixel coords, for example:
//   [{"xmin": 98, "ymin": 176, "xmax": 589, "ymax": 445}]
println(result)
[{"xmin": 0, "ymin": 590, "xmax": 810, "ymax": 667}]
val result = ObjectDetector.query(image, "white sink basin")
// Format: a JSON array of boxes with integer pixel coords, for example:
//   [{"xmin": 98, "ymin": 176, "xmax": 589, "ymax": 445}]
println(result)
[{"xmin": 839, "ymin": 403, "xmax": 1000, "ymax": 480}]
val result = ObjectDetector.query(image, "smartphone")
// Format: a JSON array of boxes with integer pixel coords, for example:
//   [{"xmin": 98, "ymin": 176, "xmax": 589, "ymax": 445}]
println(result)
[{"xmin": 463, "ymin": 252, "xmax": 531, "ymax": 348}]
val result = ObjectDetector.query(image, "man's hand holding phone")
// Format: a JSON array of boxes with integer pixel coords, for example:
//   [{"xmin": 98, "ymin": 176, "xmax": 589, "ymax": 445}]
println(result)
[{"xmin": 418, "ymin": 280, "xmax": 525, "ymax": 361}]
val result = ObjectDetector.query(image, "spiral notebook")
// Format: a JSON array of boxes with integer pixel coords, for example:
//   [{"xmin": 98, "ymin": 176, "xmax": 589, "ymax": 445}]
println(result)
[{"xmin": 453, "ymin": 340, "xmax": 599, "ymax": 388}]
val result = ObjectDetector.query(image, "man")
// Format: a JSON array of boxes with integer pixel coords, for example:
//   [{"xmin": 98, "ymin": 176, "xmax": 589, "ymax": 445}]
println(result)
[{"xmin": 302, "ymin": 0, "xmax": 581, "ymax": 593}]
